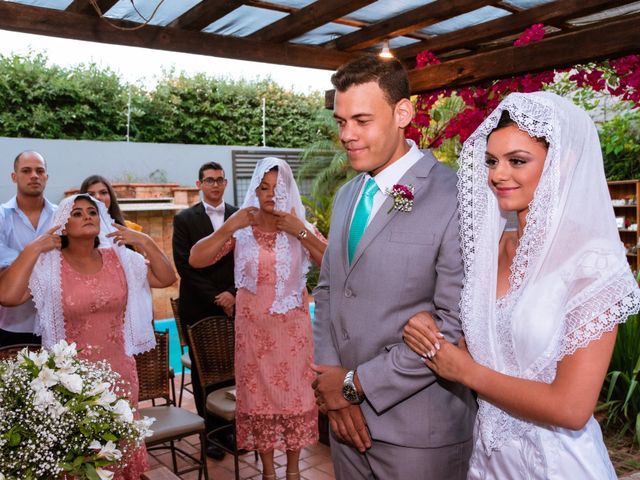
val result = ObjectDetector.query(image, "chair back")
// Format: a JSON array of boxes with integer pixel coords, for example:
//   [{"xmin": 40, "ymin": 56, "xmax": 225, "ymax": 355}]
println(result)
[
  {"xmin": 135, "ymin": 330, "xmax": 172, "ymax": 404},
  {"xmin": 170, "ymin": 297, "xmax": 188, "ymax": 350},
  {"xmin": 187, "ymin": 316, "xmax": 235, "ymax": 403},
  {"xmin": 0, "ymin": 343, "xmax": 41, "ymax": 361}
]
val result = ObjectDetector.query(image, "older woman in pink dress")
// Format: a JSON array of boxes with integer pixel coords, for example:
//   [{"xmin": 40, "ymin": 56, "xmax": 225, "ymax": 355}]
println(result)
[
  {"xmin": 0, "ymin": 194, "xmax": 176, "ymax": 479},
  {"xmin": 190, "ymin": 158, "xmax": 326, "ymax": 480}
]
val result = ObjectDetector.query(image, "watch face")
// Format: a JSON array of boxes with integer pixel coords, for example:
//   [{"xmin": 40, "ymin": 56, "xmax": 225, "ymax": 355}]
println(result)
[{"xmin": 342, "ymin": 383, "xmax": 359, "ymax": 403}]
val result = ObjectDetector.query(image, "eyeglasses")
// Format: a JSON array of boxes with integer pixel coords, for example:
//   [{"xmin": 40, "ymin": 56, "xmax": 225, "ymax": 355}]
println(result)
[{"xmin": 201, "ymin": 176, "xmax": 227, "ymax": 186}]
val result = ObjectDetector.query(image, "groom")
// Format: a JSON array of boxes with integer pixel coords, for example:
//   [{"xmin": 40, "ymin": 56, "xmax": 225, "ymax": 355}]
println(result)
[{"xmin": 312, "ymin": 55, "xmax": 476, "ymax": 479}]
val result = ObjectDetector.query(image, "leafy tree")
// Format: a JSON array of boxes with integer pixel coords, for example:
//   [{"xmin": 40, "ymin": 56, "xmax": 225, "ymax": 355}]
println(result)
[
  {"xmin": 598, "ymin": 109, "xmax": 640, "ymax": 180},
  {"xmin": 0, "ymin": 53, "xmax": 128, "ymax": 140}
]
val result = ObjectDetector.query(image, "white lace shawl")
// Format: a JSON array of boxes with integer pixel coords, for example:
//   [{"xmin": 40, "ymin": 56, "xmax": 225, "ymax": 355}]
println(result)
[
  {"xmin": 29, "ymin": 194, "xmax": 155, "ymax": 356},
  {"xmin": 457, "ymin": 92, "xmax": 640, "ymax": 454},
  {"xmin": 233, "ymin": 157, "xmax": 312, "ymax": 314}
]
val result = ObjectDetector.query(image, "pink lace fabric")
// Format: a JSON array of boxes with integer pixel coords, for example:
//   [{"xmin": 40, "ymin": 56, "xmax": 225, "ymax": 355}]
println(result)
[
  {"xmin": 61, "ymin": 248, "xmax": 148, "ymax": 479},
  {"xmin": 216, "ymin": 228, "xmax": 318, "ymax": 451}
]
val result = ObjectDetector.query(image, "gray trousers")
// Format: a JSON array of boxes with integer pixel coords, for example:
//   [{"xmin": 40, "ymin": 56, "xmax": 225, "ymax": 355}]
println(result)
[{"xmin": 330, "ymin": 431, "xmax": 472, "ymax": 480}]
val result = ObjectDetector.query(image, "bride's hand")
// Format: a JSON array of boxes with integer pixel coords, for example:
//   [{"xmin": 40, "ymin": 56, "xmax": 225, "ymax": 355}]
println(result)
[
  {"xmin": 424, "ymin": 337, "xmax": 473, "ymax": 383},
  {"xmin": 402, "ymin": 311, "xmax": 444, "ymax": 359}
]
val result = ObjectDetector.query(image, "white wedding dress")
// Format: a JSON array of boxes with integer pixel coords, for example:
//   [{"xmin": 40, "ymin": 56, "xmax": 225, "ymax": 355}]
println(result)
[
  {"xmin": 466, "ymin": 300, "xmax": 617, "ymax": 480},
  {"xmin": 456, "ymin": 92, "xmax": 640, "ymax": 479}
]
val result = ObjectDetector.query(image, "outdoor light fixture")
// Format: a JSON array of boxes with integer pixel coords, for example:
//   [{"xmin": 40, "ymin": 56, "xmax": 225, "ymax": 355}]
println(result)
[{"xmin": 379, "ymin": 39, "xmax": 394, "ymax": 58}]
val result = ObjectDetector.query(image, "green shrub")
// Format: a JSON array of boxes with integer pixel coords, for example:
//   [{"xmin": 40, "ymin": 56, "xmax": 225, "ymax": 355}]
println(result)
[{"xmin": 599, "ymin": 314, "xmax": 640, "ymax": 445}]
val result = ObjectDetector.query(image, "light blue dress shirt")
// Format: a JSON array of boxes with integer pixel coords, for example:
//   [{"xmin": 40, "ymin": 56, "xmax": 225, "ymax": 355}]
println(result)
[{"xmin": 0, "ymin": 196, "xmax": 57, "ymax": 333}]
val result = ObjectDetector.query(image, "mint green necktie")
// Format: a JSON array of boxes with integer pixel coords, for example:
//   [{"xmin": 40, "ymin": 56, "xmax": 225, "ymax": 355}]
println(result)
[{"xmin": 348, "ymin": 178, "xmax": 379, "ymax": 264}]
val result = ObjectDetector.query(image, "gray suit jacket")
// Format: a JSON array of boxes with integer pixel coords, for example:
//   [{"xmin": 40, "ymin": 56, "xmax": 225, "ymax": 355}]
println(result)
[{"xmin": 313, "ymin": 151, "xmax": 476, "ymax": 448}]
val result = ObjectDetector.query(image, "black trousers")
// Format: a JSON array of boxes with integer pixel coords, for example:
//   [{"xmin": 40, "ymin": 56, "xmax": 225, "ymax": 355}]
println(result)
[{"xmin": 0, "ymin": 329, "xmax": 41, "ymax": 348}]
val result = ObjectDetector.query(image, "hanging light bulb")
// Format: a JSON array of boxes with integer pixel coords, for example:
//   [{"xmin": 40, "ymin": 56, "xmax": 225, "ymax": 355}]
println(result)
[{"xmin": 379, "ymin": 39, "xmax": 394, "ymax": 59}]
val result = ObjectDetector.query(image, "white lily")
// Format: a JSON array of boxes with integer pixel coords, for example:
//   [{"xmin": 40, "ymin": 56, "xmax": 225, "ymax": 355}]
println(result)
[
  {"xmin": 96, "ymin": 389, "xmax": 117, "ymax": 407},
  {"xmin": 58, "ymin": 372, "xmax": 83, "ymax": 394},
  {"xmin": 95, "ymin": 467, "xmax": 114, "ymax": 480},
  {"xmin": 89, "ymin": 440, "xmax": 122, "ymax": 461},
  {"xmin": 51, "ymin": 340, "xmax": 78, "ymax": 369},
  {"xmin": 87, "ymin": 382, "xmax": 110, "ymax": 397},
  {"xmin": 34, "ymin": 366, "xmax": 58, "ymax": 389},
  {"xmin": 137, "ymin": 416, "xmax": 156, "ymax": 438},
  {"xmin": 112, "ymin": 399, "xmax": 133, "ymax": 422},
  {"xmin": 26, "ymin": 349, "xmax": 50, "ymax": 368}
]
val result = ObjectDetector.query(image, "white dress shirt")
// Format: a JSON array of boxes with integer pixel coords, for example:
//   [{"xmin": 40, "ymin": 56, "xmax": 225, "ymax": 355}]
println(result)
[
  {"xmin": 203, "ymin": 200, "xmax": 226, "ymax": 231},
  {"xmin": 0, "ymin": 196, "xmax": 57, "ymax": 333},
  {"xmin": 352, "ymin": 139, "xmax": 423, "ymax": 228}
]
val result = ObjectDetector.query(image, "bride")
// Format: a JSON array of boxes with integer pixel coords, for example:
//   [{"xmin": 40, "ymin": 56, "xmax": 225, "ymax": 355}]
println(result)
[{"xmin": 403, "ymin": 91, "xmax": 639, "ymax": 478}]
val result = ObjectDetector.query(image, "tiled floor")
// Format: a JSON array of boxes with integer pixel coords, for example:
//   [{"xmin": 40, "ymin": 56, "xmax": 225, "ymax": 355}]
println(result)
[{"xmin": 142, "ymin": 375, "xmax": 335, "ymax": 480}]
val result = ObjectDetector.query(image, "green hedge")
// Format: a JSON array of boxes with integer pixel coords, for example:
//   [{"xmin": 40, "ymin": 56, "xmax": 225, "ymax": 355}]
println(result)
[{"xmin": 0, "ymin": 53, "xmax": 327, "ymax": 148}]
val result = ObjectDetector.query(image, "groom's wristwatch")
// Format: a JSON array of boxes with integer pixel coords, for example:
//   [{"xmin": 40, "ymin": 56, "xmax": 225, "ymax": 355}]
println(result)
[{"xmin": 342, "ymin": 370, "xmax": 365, "ymax": 404}]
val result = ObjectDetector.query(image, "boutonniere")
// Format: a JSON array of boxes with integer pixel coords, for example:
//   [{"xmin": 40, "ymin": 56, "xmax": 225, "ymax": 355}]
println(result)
[{"xmin": 386, "ymin": 183, "xmax": 415, "ymax": 213}]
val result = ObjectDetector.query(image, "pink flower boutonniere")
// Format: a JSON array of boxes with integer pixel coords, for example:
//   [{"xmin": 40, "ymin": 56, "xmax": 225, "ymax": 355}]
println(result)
[{"xmin": 386, "ymin": 183, "xmax": 415, "ymax": 213}]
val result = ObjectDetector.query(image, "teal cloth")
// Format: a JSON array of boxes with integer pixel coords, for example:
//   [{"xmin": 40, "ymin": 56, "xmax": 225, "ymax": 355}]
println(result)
[{"xmin": 348, "ymin": 178, "xmax": 379, "ymax": 264}]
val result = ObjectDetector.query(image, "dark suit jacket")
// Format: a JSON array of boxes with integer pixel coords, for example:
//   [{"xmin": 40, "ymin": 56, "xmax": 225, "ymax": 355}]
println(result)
[{"xmin": 172, "ymin": 201, "xmax": 238, "ymax": 329}]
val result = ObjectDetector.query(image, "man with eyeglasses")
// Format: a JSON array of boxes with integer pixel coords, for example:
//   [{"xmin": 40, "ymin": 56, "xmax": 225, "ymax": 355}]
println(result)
[{"xmin": 172, "ymin": 161, "xmax": 238, "ymax": 459}]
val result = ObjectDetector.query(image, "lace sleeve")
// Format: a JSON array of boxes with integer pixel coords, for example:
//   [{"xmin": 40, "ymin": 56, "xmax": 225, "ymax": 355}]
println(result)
[
  {"xmin": 560, "ymin": 268, "xmax": 640, "ymax": 360},
  {"xmin": 212, "ymin": 238, "xmax": 235, "ymax": 265}
]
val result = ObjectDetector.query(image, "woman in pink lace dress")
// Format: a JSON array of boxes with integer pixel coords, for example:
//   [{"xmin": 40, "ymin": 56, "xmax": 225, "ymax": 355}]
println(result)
[
  {"xmin": 0, "ymin": 194, "xmax": 176, "ymax": 479},
  {"xmin": 190, "ymin": 158, "xmax": 326, "ymax": 480}
]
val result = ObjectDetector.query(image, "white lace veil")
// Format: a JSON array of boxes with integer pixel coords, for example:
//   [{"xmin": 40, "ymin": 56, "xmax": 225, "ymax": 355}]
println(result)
[
  {"xmin": 29, "ymin": 194, "xmax": 155, "ymax": 356},
  {"xmin": 234, "ymin": 157, "xmax": 312, "ymax": 314},
  {"xmin": 458, "ymin": 92, "xmax": 640, "ymax": 453}
]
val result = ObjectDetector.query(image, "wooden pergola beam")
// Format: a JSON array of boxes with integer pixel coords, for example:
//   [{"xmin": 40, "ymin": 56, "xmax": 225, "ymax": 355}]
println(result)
[
  {"xmin": 330, "ymin": 0, "xmax": 495, "ymax": 52},
  {"xmin": 168, "ymin": 0, "xmax": 244, "ymax": 31},
  {"xmin": 66, "ymin": 0, "xmax": 119, "ymax": 16},
  {"xmin": 249, "ymin": 0, "xmax": 376, "ymax": 43},
  {"xmin": 396, "ymin": 0, "xmax": 631, "ymax": 62},
  {"xmin": 407, "ymin": 13, "xmax": 640, "ymax": 93},
  {"xmin": 0, "ymin": 2, "xmax": 352, "ymax": 70}
]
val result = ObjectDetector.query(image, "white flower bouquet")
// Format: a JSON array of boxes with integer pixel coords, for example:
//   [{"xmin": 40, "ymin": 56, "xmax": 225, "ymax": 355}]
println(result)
[{"xmin": 0, "ymin": 341, "xmax": 154, "ymax": 480}]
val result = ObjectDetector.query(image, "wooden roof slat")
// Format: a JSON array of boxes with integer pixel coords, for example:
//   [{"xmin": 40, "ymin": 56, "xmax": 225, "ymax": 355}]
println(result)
[
  {"xmin": 66, "ymin": 0, "xmax": 119, "ymax": 16},
  {"xmin": 249, "ymin": 0, "xmax": 376, "ymax": 43},
  {"xmin": 0, "ymin": 1, "xmax": 352, "ymax": 70},
  {"xmin": 396, "ymin": 0, "xmax": 632, "ymax": 62},
  {"xmin": 168, "ymin": 0, "xmax": 244, "ymax": 31},
  {"xmin": 408, "ymin": 12, "xmax": 640, "ymax": 93},
  {"xmin": 329, "ymin": 0, "xmax": 496, "ymax": 52}
]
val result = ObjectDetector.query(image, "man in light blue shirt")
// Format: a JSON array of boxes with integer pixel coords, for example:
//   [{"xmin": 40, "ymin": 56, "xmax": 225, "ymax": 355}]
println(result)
[{"xmin": 0, "ymin": 150, "xmax": 57, "ymax": 347}]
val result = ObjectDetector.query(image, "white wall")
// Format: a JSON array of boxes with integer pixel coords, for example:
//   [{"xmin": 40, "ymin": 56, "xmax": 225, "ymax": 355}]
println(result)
[{"xmin": 0, "ymin": 137, "xmax": 300, "ymax": 204}]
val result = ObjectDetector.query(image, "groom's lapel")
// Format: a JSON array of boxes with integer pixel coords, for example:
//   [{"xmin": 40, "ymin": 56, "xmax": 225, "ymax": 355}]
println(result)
[{"xmin": 348, "ymin": 155, "xmax": 435, "ymax": 272}]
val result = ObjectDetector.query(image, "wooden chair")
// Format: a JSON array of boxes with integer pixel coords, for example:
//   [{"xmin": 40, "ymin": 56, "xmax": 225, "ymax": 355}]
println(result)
[
  {"xmin": 170, "ymin": 297, "xmax": 193, "ymax": 407},
  {"xmin": 135, "ymin": 330, "xmax": 209, "ymax": 480},
  {"xmin": 0, "ymin": 343, "xmax": 41, "ymax": 361},
  {"xmin": 187, "ymin": 316, "xmax": 241, "ymax": 480}
]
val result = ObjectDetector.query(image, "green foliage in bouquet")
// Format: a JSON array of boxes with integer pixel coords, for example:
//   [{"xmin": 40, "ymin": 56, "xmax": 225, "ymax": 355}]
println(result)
[
  {"xmin": 598, "ymin": 314, "xmax": 640, "ymax": 446},
  {"xmin": 0, "ymin": 341, "xmax": 153, "ymax": 480}
]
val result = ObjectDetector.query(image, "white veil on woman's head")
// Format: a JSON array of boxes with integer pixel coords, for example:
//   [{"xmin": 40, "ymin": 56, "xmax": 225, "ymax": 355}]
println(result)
[
  {"xmin": 458, "ymin": 92, "xmax": 640, "ymax": 453},
  {"xmin": 234, "ymin": 157, "xmax": 312, "ymax": 314},
  {"xmin": 29, "ymin": 194, "xmax": 155, "ymax": 355}
]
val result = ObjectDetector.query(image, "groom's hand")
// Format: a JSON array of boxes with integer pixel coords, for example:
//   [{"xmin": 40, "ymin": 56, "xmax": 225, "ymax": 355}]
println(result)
[
  {"xmin": 328, "ymin": 406, "xmax": 372, "ymax": 453},
  {"xmin": 311, "ymin": 364, "xmax": 350, "ymax": 412}
]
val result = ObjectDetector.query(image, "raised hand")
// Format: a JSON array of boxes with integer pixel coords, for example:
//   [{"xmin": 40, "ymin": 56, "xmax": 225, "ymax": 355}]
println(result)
[
  {"xmin": 273, "ymin": 208, "xmax": 305, "ymax": 236},
  {"xmin": 225, "ymin": 207, "xmax": 259, "ymax": 232},
  {"xmin": 29, "ymin": 225, "xmax": 62, "ymax": 254},
  {"xmin": 402, "ymin": 311, "xmax": 445, "ymax": 359},
  {"xmin": 106, "ymin": 222, "xmax": 149, "ymax": 248}
]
